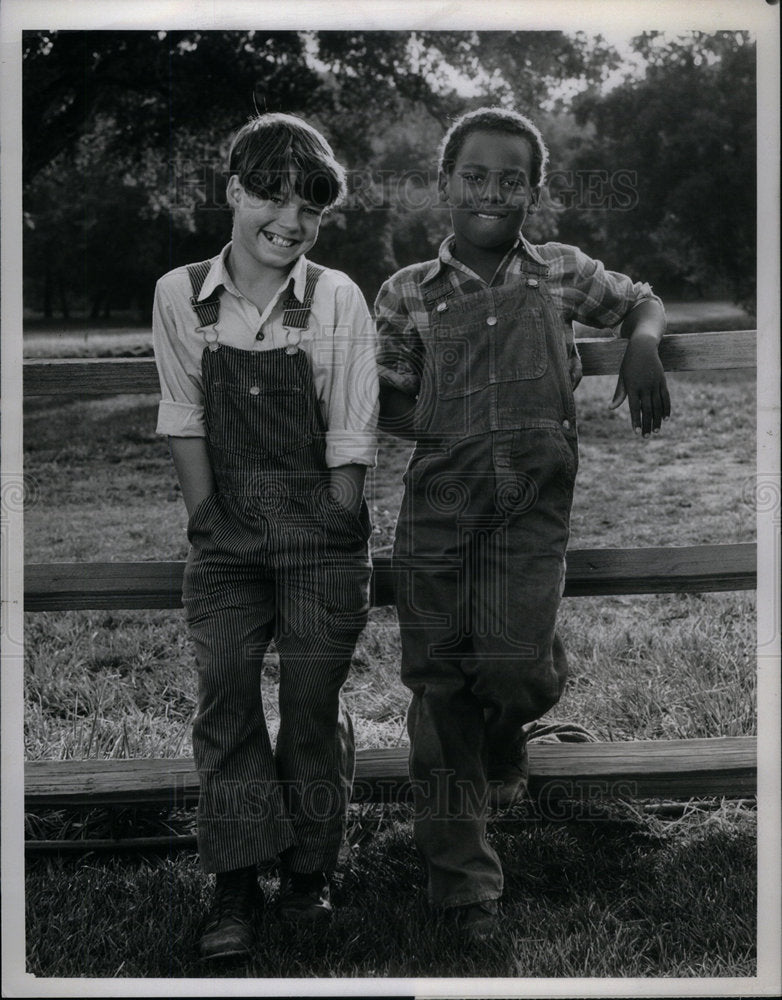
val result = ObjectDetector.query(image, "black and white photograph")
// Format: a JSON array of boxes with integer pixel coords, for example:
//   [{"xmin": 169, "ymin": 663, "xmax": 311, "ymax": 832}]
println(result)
[{"xmin": 1, "ymin": 0, "xmax": 780, "ymax": 996}]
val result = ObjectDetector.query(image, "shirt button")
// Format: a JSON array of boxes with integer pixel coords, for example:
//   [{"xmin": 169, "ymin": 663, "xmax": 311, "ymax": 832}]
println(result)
[
  {"xmin": 527, "ymin": 278, "xmax": 539, "ymax": 288},
  {"xmin": 204, "ymin": 329, "xmax": 218, "ymax": 343},
  {"xmin": 436, "ymin": 301, "xmax": 448, "ymax": 313},
  {"xmin": 486, "ymin": 316, "xmax": 497, "ymax": 326},
  {"xmin": 562, "ymin": 419, "xmax": 571, "ymax": 430},
  {"xmin": 249, "ymin": 386, "xmax": 261, "ymax": 396},
  {"xmin": 256, "ymin": 330, "xmax": 265, "ymax": 341}
]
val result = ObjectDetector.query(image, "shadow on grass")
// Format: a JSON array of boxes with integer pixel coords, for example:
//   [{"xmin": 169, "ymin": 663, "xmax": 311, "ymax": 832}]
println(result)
[{"xmin": 25, "ymin": 805, "xmax": 756, "ymax": 980}]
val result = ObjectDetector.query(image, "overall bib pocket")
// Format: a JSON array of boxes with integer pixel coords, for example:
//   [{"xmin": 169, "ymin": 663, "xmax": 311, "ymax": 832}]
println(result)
[
  {"xmin": 434, "ymin": 332, "xmax": 489, "ymax": 400},
  {"xmin": 433, "ymin": 304, "xmax": 548, "ymax": 401},
  {"xmin": 206, "ymin": 380, "xmax": 316, "ymax": 460},
  {"xmin": 491, "ymin": 306, "xmax": 548, "ymax": 382}
]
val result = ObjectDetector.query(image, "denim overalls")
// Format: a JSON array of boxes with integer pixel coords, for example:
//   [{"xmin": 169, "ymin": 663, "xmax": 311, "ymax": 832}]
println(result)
[
  {"xmin": 394, "ymin": 257, "xmax": 577, "ymax": 907},
  {"xmin": 182, "ymin": 267, "xmax": 372, "ymax": 875}
]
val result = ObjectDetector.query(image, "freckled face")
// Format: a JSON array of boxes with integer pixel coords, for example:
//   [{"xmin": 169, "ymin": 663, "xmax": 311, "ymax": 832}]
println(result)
[
  {"xmin": 440, "ymin": 130, "xmax": 539, "ymax": 257},
  {"xmin": 227, "ymin": 174, "xmax": 324, "ymax": 275}
]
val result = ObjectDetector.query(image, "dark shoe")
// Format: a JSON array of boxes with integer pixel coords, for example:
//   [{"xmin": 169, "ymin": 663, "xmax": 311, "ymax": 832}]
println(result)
[
  {"xmin": 448, "ymin": 899, "xmax": 499, "ymax": 944},
  {"xmin": 277, "ymin": 870, "xmax": 333, "ymax": 925},
  {"xmin": 487, "ymin": 739, "xmax": 530, "ymax": 810},
  {"xmin": 199, "ymin": 866, "xmax": 260, "ymax": 961}
]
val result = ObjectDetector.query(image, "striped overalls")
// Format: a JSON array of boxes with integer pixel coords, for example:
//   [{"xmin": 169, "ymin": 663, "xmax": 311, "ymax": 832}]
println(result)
[
  {"xmin": 394, "ymin": 258, "xmax": 576, "ymax": 907},
  {"xmin": 182, "ymin": 265, "xmax": 372, "ymax": 874}
]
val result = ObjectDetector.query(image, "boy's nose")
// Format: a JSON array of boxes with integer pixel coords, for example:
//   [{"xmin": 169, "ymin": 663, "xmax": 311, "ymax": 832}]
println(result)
[
  {"xmin": 482, "ymin": 173, "xmax": 503, "ymax": 204},
  {"xmin": 276, "ymin": 203, "xmax": 302, "ymax": 232}
]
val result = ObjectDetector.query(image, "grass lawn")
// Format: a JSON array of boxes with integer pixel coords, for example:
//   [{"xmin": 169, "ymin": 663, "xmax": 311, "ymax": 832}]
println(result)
[{"xmin": 19, "ymin": 312, "xmax": 759, "ymax": 982}]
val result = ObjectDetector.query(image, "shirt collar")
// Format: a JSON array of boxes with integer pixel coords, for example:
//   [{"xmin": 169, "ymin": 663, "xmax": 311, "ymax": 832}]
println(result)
[
  {"xmin": 198, "ymin": 243, "xmax": 310, "ymax": 303},
  {"xmin": 421, "ymin": 231, "xmax": 547, "ymax": 284}
]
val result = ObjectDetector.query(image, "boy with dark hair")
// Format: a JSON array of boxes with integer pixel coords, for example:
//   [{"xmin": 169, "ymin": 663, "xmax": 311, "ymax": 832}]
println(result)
[
  {"xmin": 375, "ymin": 105, "xmax": 670, "ymax": 943},
  {"xmin": 153, "ymin": 112, "xmax": 378, "ymax": 960}
]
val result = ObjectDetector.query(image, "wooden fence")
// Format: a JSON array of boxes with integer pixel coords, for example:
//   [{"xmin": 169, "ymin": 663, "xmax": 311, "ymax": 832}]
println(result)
[{"xmin": 23, "ymin": 329, "xmax": 758, "ymax": 819}]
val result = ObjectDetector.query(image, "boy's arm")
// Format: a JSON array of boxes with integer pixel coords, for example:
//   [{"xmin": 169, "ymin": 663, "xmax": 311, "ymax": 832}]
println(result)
[
  {"xmin": 321, "ymin": 282, "xmax": 378, "ymax": 514},
  {"xmin": 555, "ymin": 246, "xmax": 670, "ymax": 437},
  {"xmin": 609, "ymin": 299, "xmax": 671, "ymax": 437},
  {"xmin": 151, "ymin": 278, "xmax": 214, "ymax": 514},
  {"xmin": 329, "ymin": 463, "xmax": 366, "ymax": 518},
  {"xmin": 374, "ymin": 276, "xmax": 423, "ymax": 441},
  {"xmin": 168, "ymin": 436, "xmax": 216, "ymax": 517},
  {"xmin": 378, "ymin": 383, "xmax": 417, "ymax": 440}
]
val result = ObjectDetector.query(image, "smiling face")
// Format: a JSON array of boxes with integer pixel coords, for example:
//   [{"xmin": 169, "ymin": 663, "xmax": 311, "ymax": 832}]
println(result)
[
  {"xmin": 226, "ymin": 174, "xmax": 324, "ymax": 280},
  {"xmin": 439, "ymin": 130, "xmax": 539, "ymax": 274}
]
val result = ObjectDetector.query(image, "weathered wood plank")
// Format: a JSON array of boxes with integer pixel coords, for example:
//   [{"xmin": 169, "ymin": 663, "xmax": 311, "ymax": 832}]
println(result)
[
  {"xmin": 560, "ymin": 543, "xmax": 756, "ymax": 596},
  {"xmin": 24, "ymin": 357, "xmax": 162, "ymax": 396},
  {"xmin": 26, "ymin": 834, "xmax": 198, "ymax": 854},
  {"xmin": 24, "ymin": 737, "xmax": 757, "ymax": 807},
  {"xmin": 23, "ymin": 543, "xmax": 756, "ymax": 612},
  {"xmin": 578, "ymin": 329, "xmax": 756, "ymax": 376},
  {"xmin": 22, "ymin": 331, "xmax": 757, "ymax": 396}
]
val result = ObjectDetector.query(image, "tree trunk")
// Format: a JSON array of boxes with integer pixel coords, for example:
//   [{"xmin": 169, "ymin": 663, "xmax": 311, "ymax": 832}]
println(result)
[
  {"xmin": 58, "ymin": 271, "xmax": 70, "ymax": 321},
  {"xmin": 43, "ymin": 260, "xmax": 53, "ymax": 319}
]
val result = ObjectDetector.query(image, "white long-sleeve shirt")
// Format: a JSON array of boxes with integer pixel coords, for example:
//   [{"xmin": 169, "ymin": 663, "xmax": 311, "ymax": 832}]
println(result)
[{"xmin": 153, "ymin": 244, "xmax": 378, "ymax": 468}]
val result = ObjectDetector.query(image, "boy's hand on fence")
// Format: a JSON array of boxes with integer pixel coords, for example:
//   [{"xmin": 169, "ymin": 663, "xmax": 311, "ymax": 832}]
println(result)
[{"xmin": 609, "ymin": 335, "xmax": 671, "ymax": 437}]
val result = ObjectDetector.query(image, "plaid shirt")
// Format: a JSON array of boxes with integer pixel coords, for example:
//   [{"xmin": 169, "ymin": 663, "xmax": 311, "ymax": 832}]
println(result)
[{"xmin": 375, "ymin": 234, "xmax": 663, "ymax": 396}]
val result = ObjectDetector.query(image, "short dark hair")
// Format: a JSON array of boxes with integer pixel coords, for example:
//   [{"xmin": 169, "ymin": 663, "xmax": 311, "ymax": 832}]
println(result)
[
  {"xmin": 228, "ymin": 113, "xmax": 347, "ymax": 209},
  {"xmin": 438, "ymin": 107, "xmax": 549, "ymax": 188}
]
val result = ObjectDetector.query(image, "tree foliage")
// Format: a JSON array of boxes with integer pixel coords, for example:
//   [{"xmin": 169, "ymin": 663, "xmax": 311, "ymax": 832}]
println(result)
[
  {"xmin": 22, "ymin": 29, "xmax": 756, "ymax": 320},
  {"xmin": 555, "ymin": 31, "xmax": 756, "ymax": 308}
]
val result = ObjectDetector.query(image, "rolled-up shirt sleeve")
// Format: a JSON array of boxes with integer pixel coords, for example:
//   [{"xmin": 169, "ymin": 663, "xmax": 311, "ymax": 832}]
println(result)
[
  {"xmin": 152, "ymin": 278, "xmax": 206, "ymax": 437},
  {"xmin": 557, "ymin": 244, "xmax": 664, "ymax": 333},
  {"xmin": 319, "ymin": 281, "xmax": 379, "ymax": 468},
  {"xmin": 374, "ymin": 276, "xmax": 424, "ymax": 397}
]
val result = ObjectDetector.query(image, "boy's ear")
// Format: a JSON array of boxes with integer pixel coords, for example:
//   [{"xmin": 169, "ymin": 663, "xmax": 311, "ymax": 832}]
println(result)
[
  {"xmin": 528, "ymin": 186, "xmax": 541, "ymax": 214},
  {"xmin": 226, "ymin": 174, "xmax": 243, "ymax": 209}
]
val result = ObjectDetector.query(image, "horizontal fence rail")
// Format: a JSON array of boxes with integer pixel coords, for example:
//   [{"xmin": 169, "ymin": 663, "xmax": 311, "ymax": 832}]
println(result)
[
  {"xmin": 25, "ymin": 737, "xmax": 757, "ymax": 808},
  {"xmin": 22, "ymin": 330, "xmax": 757, "ymax": 396},
  {"xmin": 24, "ymin": 543, "xmax": 757, "ymax": 612},
  {"xmin": 20, "ymin": 328, "xmax": 759, "ymax": 818}
]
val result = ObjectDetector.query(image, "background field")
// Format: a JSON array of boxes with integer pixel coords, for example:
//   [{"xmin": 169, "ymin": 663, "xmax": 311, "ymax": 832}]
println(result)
[{"xmin": 21, "ymin": 309, "xmax": 758, "ymax": 980}]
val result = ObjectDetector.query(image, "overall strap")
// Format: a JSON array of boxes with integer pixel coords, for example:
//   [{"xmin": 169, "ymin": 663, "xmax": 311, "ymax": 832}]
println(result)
[
  {"xmin": 282, "ymin": 262, "xmax": 325, "ymax": 328},
  {"xmin": 186, "ymin": 259, "xmax": 220, "ymax": 327}
]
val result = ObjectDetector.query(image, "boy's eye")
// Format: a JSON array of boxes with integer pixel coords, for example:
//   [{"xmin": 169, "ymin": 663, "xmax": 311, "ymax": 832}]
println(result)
[
  {"xmin": 461, "ymin": 173, "xmax": 485, "ymax": 184},
  {"xmin": 303, "ymin": 205, "xmax": 322, "ymax": 217}
]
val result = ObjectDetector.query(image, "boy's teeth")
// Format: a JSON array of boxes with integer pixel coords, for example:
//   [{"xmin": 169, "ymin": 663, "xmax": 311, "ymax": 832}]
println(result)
[{"xmin": 264, "ymin": 231, "xmax": 295, "ymax": 247}]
